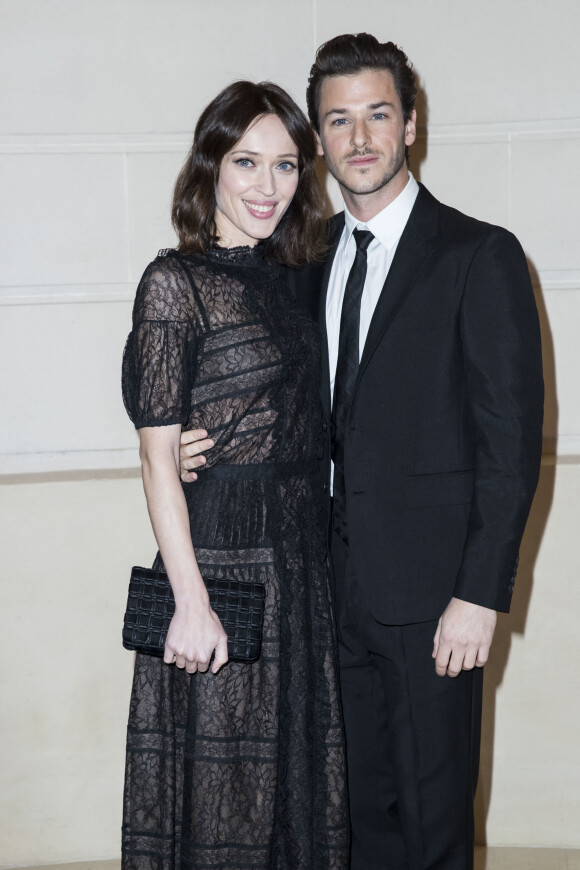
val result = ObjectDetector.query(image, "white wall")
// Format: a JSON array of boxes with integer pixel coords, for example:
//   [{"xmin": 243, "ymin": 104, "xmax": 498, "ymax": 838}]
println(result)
[
  {"xmin": 0, "ymin": 474, "xmax": 154, "ymax": 866},
  {"xmin": 0, "ymin": 0, "xmax": 317, "ymax": 474},
  {"xmin": 1, "ymin": 0, "xmax": 579, "ymax": 863}
]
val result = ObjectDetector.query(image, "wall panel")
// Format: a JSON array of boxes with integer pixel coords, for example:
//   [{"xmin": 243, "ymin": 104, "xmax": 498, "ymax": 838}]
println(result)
[
  {"xmin": 0, "ymin": 0, "xmax": 316, "ymax": 135},
  {"xmin": 476, "ymin": 461, "xmax": 580, "ymax": 846},
  {"xmin": 0, "ymin": 152, "xmax": 128, "ymax": 287},
  {"xmin": 511, "ymin": 134, "xmax": 580, "ymax": 272},
  {"xmin": 126, "ymin": 150, "xmax": 184, "ymax": 281},
  {"xmin": 0, "ymin": 475, "xmax": 154, "ymax": 864},
  {"xmin": 1, "ymin": 0, "xmax": 579, "ymax": 861},
  {"xmin": 313, "ymin": 0, "xmax": 580, "ymax": 125},
  {"xmin": 413, "ymin": 139, "xmax": 511, "ymax": 227},
  {"xmin": 0, "ymin": 300, "xmax": 137, "ymax": 469}
]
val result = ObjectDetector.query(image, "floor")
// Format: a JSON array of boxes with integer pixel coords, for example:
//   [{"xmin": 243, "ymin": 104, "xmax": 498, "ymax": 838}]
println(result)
[
  {"xmin": 12, "ymin": 853, "xmax": 580, "ymax": 870},
  {"xmin": 474, "ymin": 849, "xmax": 580, "ymax": 869}
]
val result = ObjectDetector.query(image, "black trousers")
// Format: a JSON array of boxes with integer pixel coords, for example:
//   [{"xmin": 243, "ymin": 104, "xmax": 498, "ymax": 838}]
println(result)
[{"xmin": 331, "ymin": 528, "xmax": 483, "ymax": 870}]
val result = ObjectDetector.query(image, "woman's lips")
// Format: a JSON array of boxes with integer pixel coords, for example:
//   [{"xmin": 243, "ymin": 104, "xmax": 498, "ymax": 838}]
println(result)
[{"xmin": 243, "ymin": 200, "xmax": 277, "ymax": 219}]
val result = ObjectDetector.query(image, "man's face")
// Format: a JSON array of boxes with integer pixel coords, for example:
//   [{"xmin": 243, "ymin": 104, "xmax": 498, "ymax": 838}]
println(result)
[{"xmin": 316, "ymin": 68, "xmax": 416, "ymax": 206}]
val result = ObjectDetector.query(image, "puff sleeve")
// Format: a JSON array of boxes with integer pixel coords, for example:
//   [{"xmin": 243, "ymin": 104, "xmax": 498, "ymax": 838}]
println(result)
[{"xmin": 122, "ymin": 255, "xmax": 197, "ymax": 429}]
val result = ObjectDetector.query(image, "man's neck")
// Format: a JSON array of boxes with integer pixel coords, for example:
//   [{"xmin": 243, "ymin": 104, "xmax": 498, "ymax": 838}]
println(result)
[{"xmin": 340, "ymin": 167, "xmax": 410, "ymax": 224}]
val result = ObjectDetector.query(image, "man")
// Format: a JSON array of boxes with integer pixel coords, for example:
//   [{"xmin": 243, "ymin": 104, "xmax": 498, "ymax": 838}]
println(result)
[{"xmin": 180, "ymin": 33, "xmax": 543, "ymax": 869}]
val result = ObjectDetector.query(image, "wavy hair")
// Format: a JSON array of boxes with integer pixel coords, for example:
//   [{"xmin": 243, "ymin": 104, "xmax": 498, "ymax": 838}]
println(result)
[
  {"xmin": 172, "ymin": 81, "xmax": 326, "ymax": 266},
  {"xmin": 306, "ymin": 33, "xmax": 417, "ymax": 136}
]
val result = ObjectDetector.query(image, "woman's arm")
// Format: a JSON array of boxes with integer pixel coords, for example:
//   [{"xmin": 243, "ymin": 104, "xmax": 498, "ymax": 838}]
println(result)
[{"xmin": 138, "ymin": 424, "xmax": 228, "ymax": 674}]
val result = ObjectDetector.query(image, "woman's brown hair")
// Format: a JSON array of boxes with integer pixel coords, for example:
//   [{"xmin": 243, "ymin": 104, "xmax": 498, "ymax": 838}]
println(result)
[{"xmin": 172, "ymin": 81, "xmax": 326, "ymax": 266}]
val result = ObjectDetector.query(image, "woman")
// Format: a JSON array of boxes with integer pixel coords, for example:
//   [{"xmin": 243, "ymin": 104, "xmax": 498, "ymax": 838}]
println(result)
[{"xmin": 121, "ymin": 81, "xmax": 348, "ymax": 869}]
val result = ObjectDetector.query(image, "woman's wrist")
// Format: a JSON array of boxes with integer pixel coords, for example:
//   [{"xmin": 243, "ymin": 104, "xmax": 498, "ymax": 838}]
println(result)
[{"xmin": 172, "ymin": 575, "xmax": 210, "ymax": 610}]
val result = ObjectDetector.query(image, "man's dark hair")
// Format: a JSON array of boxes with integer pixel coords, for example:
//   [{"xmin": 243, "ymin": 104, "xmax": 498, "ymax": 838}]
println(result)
[
  {"xmin": 306, "ymin": 33, "xmax": 417, "ymax": 132},
  {"xmin": 172, "ymin": 81, "xmax": 326, "ymax": 266}
]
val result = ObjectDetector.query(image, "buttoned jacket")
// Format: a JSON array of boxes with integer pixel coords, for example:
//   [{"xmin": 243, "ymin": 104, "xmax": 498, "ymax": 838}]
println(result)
[{"xmin": 291, "ymin": 183, "xmax": 543, "ymax": 623}]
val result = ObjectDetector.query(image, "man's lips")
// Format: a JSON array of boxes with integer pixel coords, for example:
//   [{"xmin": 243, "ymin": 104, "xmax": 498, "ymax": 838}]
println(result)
[
  {"xmin": 347, "ymin": 155, "xmax": 378, "ymax": 166},
  {"xmin": 243, "ymin": 200, "xmax": 277, "ymax": 219}
]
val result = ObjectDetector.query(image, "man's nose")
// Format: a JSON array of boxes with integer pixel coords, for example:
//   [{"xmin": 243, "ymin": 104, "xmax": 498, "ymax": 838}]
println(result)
[{"xmin": 350, "ymin": 118, "xmax": 370, "ymax": 149}]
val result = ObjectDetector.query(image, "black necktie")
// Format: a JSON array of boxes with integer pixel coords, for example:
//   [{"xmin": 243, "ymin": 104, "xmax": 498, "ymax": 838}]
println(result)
[{"xmin": 331, "ymin": 228, "xmax": 374, "ymax": 544}]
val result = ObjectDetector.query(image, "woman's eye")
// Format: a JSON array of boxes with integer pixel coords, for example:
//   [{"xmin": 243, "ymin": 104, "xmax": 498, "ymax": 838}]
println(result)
[
  {"xmin": 234, "ymin": 158, "xmax": 254, "ymax": 168},
  {"xmin": 277, "ymin": 161, "xmax": 297, "ymax": 172}
]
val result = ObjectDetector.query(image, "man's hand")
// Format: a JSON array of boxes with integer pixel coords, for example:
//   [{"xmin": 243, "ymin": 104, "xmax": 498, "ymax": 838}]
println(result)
[
  {"xmin": 179, "ymin": 428, "xmax": 215, "ymax": 482},
  {"xmin": 432, "ymin": 597, "xmax": 497, "ymax": 678}
]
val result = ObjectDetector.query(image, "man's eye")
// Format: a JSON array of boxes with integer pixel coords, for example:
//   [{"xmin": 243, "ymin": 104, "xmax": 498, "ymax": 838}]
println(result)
[
  {"xmin": 371, "ymin": 113, "xmax": 387, "ymax": 120},
  {"xmin": 331, "ymin": 118, "xmax": 349, "ymax": 127}
]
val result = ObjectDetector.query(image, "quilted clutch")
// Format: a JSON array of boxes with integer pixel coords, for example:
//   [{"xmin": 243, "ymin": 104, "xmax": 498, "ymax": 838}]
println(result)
[{"xmin": 123, "ymin": 565, "xmax": 266, "ymax": 663}]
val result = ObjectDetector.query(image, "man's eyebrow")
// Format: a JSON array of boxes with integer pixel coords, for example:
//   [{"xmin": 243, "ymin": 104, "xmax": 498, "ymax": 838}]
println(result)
[{"xmin": 324, "ymin": 100, "xmax": 395, "ymax": 119}]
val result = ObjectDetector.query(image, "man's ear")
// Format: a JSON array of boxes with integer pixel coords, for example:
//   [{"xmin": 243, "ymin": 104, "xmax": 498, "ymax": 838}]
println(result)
[
  {"xmin": 315, "ymin": 131, "xmax": 325, "ymax": 158},
  {"xmin": 405, "ymin": 109, "xmax": 417, "ymax": 147}
]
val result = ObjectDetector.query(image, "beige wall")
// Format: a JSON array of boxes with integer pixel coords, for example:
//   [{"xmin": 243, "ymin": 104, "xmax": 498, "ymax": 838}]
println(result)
[
  {"xmin": 0, "ymin": 474, "xmax": 154, "ymax": 866},
  {"xmin": 1, "ymin": 0, "xmax": 579, "ymax": 863}
]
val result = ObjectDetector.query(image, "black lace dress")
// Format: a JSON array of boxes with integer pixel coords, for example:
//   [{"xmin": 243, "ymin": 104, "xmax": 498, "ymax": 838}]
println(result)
[{"xmin": 121, "ymin": 245, "xmax": 348, "ymax": 869}]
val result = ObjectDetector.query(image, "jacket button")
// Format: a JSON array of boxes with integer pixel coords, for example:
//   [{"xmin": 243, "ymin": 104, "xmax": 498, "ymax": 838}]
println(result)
[
  {"xmin": 322, "ymin": 421, "xmax": 328, "ymax": 433},
  {"xmin": 323, "ymin": 482, "xmax": 328, "ymax": 493}
]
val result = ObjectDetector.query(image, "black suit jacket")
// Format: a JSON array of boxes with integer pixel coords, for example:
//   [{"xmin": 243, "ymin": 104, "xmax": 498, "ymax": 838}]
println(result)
[{"xmin": 292, "ymin": 183, "xmax": 543, "ymax": 624}]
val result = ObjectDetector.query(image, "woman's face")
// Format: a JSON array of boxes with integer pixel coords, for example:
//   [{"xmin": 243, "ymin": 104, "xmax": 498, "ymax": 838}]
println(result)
[{"xmin": 214, "ymin": 113, "xmax": 300, "ymax": 248}]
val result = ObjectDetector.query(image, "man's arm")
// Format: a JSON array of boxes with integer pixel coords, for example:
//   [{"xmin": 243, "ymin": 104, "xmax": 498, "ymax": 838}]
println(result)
[
  {"xmin": 433, "ymin": 228, "xmax": 543, "ymax": 677},
  {"xmin": 179, "ymin": 429, "xmax": 215, "ymax": 482}
]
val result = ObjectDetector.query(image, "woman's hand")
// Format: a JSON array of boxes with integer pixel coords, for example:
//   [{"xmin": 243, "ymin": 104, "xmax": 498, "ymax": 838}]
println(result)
[
  {"xmin": 164, "ymin": 597, "xmax": 229, "ymax": 674},
  {"xmin": 137, "ymin": 424, "xmax": 228, "ymax": 674}
]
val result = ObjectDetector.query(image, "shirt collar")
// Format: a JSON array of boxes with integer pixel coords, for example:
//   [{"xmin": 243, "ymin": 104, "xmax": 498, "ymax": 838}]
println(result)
[{"xmin": 343, "ymin": 172, "xmax": 420, "ymax": 252}]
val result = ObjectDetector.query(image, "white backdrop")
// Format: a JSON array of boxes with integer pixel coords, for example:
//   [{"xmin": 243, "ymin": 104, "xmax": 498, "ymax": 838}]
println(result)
[{"xmin": 1, "ymin": 0, "xmax": 579, "ymax": 863}]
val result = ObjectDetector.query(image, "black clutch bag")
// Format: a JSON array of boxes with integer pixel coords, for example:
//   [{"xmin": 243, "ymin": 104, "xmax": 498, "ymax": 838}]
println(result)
[{"xmin": 122, "ymin": 566, "xmax": 266, "ymax": 663}]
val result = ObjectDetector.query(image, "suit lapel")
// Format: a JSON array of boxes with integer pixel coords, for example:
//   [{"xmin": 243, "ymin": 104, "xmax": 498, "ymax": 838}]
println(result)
[
  {"xmin": 318, "ymin": 214, "xmax": 345, "ymax": 422},
  {"xmin": 353, "ymin": 185, "xmax": 439, "ymax": 398}
]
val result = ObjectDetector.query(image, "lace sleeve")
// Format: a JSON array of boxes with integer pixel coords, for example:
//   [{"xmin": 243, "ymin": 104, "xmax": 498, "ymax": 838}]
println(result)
[{"xmin": 122, "ymin": 255, "xmax": 197, "ymax": 428}]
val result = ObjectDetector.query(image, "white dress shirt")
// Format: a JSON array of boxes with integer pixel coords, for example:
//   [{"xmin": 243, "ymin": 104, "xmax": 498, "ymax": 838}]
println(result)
[{"xmin": 327, "ymin": 173, "xmax": 420, "ymax": 490}]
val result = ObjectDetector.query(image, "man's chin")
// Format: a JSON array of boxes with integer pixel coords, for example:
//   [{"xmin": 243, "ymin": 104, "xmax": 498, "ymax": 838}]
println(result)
[
  {"xmin": 334, "ymin": 161, "xmax": 407, "ymax": 199},
  {"xmin": 338, "ymin": 175, "xmax": 393, "ymax": 197}
]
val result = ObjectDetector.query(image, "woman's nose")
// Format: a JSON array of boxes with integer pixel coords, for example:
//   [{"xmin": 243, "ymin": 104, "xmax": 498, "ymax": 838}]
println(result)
[{"xmin": 255, "ymin": 168, "xmax": 276, "ymax": 197}]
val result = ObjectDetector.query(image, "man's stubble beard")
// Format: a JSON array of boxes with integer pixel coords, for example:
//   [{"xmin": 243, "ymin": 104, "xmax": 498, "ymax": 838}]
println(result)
[{"xmin": 324, "ymin": 135, "xmax": 407, "ymax": 198}]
